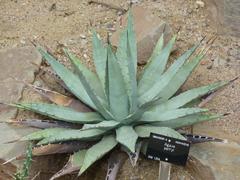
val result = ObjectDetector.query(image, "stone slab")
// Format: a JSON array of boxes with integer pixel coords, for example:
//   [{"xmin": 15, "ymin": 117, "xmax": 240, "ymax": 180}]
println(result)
[
  {"xmin": 190, "ymin": 142, "xmax": 240, "ymax": 180},
  {"xmin": 206, "ymin": 0, "xmax": 240, "ymax": 37},
  {"xmin": 111, "ymin": 6, "xmax": 173, "ymax": 65},
  {"xmin": 0, "ymin": 46, "xmax": 42, "ymax": 177}
]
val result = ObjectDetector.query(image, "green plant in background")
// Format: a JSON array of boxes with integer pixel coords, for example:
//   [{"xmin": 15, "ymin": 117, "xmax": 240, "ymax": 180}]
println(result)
[
  {"xmin": 10, "ymin": 11, "xmax": 228, "ymax": 177},
  {"xmin": 14, "ymin": 143, "xmax": 32, "ymax": 180}
]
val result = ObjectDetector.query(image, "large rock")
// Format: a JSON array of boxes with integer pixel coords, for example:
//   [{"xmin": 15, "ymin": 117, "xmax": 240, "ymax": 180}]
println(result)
[
  {"xmin": 0, "ymin": 46, "xmax": 42, "ymax": 178},
  {"xmin": 190, "ymin": 142, "xmax": 240, "ymax": 180},
  {"xmin": 111, "ymin": 6, "xmax": 173, "ymax": 65},
  {"xmin": 206, "ymin": 0, "xmax": 240, "ymax": 37}
]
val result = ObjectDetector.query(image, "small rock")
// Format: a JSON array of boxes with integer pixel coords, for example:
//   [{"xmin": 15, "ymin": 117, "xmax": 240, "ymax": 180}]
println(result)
[
  {"xmin": 207, "ymin": 63, "xmax": 213, "ymax": 69},
  {"xmin": 106, "ymin": 23, "xmax": 115, "ymax": 32},
  {"xmin": 79, "ymin": 34, "xmax": 86, "ymax": 39},
  {"xmin": 111, "ymin": 6, "xmax": 173, "ymax": 65},
  {"xmin": 49, "ymin": 3, "xmax": 56, "ymax": 11},
  {"xmin": 83, "ymin": 53, "xmax": 88, "ymax": 59},
  {"xmin": 196, "ymin": 0, "xmax": 205, "ymax": 8},
  {"xmin": 213, "ymin": 56, "xmax": 226, "ymax": 67},
  {"xmin": 20, "ymin": 39, "xmax": 26, "ymax": 44},
  {"xmin": 129, "ymin": 0, "xmax": 141, "ymax": 4},
  {"xmin": 187, "ymin": 8, "xmax": 193, "ymax": 15},
  {"xmin": 80, "ymin": 39, "xmax": 88, "ymax": 47},
  {"xmin": 228, "ymin": 48, "xmax": 239, "ymax": 59}
]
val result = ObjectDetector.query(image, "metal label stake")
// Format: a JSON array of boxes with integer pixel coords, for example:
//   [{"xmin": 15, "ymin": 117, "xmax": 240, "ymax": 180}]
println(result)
[{"xmin": 158, "ymin": 161, "xmax": 171, "ymax": 180}]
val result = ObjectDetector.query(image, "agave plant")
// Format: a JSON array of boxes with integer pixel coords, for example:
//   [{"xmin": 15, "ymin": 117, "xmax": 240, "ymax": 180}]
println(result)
[{"xmin": 9, "ymin": 11, "xmax": 228, "ymax": 178}]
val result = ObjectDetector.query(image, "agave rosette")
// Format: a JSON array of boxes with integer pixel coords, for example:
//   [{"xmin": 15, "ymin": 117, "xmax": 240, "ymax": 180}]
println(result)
[{"xmin": 11, "ymin": 12, "xmax": 227, "ymax": 177}]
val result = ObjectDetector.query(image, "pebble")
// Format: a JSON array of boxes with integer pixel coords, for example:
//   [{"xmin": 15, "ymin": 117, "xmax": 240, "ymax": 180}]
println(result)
[
  {"xmin": 83, "ymin": 53, "xmax": 88, "ymax": 59},
  {"xmin": 79, "ymin": 34, "xmax": 86, "ymax": 39},
  {"xmin": 207, "ymin": 64, "xmax": 213, "ymax": 69},
  {"xmin": 187, "ymin": 8, "xmax": 193, "ymax": 15},
  {"xmin": 228, "ymin": 48, "xmax": 239, "ymax": 58},
  {"xmin": 195, "ymin": 1, "xmax": 205, "ymax": 8},
  {"xmin": 106, "ymin": 23, "xmax": 116, "ymax": 32},
  {"xmin": 20, "ymin": 39, "xmax": 26, "ymax": 44},
  {"xmin": 129, "ymin": 0, "xmax": 141, "ymax": 4}
]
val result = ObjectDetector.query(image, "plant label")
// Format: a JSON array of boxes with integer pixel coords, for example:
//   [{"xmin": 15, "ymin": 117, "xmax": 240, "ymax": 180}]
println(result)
[{"xmin": 146, "ymin": 133, "xmax": 190, "ymax": 166}]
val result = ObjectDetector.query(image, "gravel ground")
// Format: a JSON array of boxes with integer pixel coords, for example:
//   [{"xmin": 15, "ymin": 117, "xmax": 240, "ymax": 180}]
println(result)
[
  {"xmin": 1, "ymin": 0, "xmax": 238, "ymax": 137},
  {"xmin": 0, "ymin": 0, "xmax": 239, "ymax": 179}
]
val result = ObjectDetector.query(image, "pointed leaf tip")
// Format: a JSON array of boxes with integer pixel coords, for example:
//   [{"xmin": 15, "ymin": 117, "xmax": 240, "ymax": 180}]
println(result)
[
  {"xmin": 79, "ymin": 135, "xmax": 117, "ymax": 175},
  {"xmin": 116, "ymin": 126, "xmax": 138, "ymax": 153}
]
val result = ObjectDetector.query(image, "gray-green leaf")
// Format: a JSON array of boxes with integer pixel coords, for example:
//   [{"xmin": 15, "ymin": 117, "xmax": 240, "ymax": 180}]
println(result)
[
  {"xmin": 156, "ymin": 54, "xmax": 205, "ymax": 101},
  {"xmin": 140, "ymin": 108, "xmax": 208, "ymax": 123},
  {"xmin": 135, "ymin": 126, "xmax": 186, "ymax": 140},
  {"xmin": 116, "ymin": 28, "xmax": 138, "ymax": 113},
  {"xmin": 12, "ymin": 103, "xmax": 103, "ymax": 123},
  {"xmin": 152, "ymin": 114, "xmax": 221, "ymax": 128},
  {"xmin": 92, "ymin": 31, "xmax": 108, "ymax": 94},
  {"xmin": 127, "ymin": 9, "xmax": 137, "ymax": 74},
  {"xmin": 67, "ymin": 49, "xmax": 113, "ymax": 120},
  {"xmin": 107, "ymin": 45, "xmax": 129, "ymax": 120},
  {"xmin": 37, "ymin": 129, "xmax": 105, "ymax": 145},
  {"xmin": 139, "ymin": 44, "xmax": 199, "ymax": 105},
  {"xmin": 21, "ymin": 128, "xmax": 66, "ymax": 141},
  {"xmin": 64, "ymin": 49, "xmax": 106, "ymax": 99},
  {"xmin": 82, "ymin": 120, "xmax": 119, "ymax": 130},
  {"xmin": 37, "ymin": 47, "xmax": 96, "ymax": 109},
  {"xmin": 153, "ymin": 81, "xmax": 227, "ymax": 112},
  {"xmin": 79, "ymin": 135, "xmax": 117, "ymax": 175},
  {"xmin": 116, "ymin": 126, "xmax": 138, "ymax": 153},
  {"xmin": 138, "ymin": 36, "xmax": 176, "ymax": 95}
]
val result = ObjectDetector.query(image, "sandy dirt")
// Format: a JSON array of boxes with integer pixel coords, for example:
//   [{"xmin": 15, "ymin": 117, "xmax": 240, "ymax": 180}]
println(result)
[{"xmin": 0, "ymin": 0, "xmax": 239, "ymax": 179}]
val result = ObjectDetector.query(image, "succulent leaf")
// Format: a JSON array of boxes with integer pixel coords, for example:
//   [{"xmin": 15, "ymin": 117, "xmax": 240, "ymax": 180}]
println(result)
[
  {"xmin": 72, "ymin": 150, "xmax": 87, "ymax": 167},
  {"xmin": 67, "ymin": 49, "xmax": 114, "ymax": 119},
  {"xmin": 82, "ymin": 120, "xmax": 119, "ymax": 130},
  {"xmin": 139, "ymin": 44, "xmax": 199, "ymax": 105},
  {"xmin": 21, "ymin": 128, "xmax": 66, "ymax": 141},
  {"xmin": 138, "ymin": 34, "xmax": 164, "ymax": 81},
  {"xmin": 127, "ymin": 10, "xmax": 138, "ymax": 73},
  {"xmin": 29, "ymin": 85, "xmax": 92, "ymax": 112},
  {"xmin": 138, "ymin": 36, "xmax": 176, "ymax": 95},
  {"xmin": 32, "ymin": 142, "xmax": 91, "ymax": 156},
  {"xmin": 8, "ymin": 118, "xmax": 79, "ymax": 129},
  {"xmin": 135, "ymin": 126, "xmax": 186, "ymax": 140},
  {"xmin": 107, "ymin": 45, "xmax": 129, "ymax": 120},
  {"xmin": 37, "ymin": 47, "xmax": 96, "ymax": 109},
  {"xmin": 12, "ymin": 103, "xmax": 102, "ymax": 124},
  {"xmin": 153, "ymin": 81, "xmax": 227, "ymax": 112},
  {"xmin": 121, "ymin": 98, "xmax": 159, "ymax": 124},
  {"xmin": 156, "ymin": 53, "xmax": 205, "ymax": 101},
  {"xmin": 116, "ymin": 126, "xmax": 138, "ymax": 153},
  {"xmin": 79, "ymin": 135, "xmax": 117, "ymax": 175},
  {"xmin": 152, "ymin": 114, "xmax": 221, "ymax": 128},
  {"xmin": 50, "ymin": 149, "xmax": 87, "ymax": 180},
  {"xmin": 92, "ymin": 31, "xmax": 108, "ymax": 95},
  {"xmin": 37, "ymin": 128, "xmax": 106, "ymax": 145},
  {"xmin": 140, "ymin": 108, "xmax": 208, "ymax": 123},
  {"xmin": 64, "ymin": 49, "xmax": 106, "ymax": 99},
  {"xmin": 116, "ymin": 28, "xmax": 138, "ymax": 113}
]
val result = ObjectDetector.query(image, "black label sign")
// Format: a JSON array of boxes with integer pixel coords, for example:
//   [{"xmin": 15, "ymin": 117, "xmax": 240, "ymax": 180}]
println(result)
[{"xmin": 146, "ymin": 133, "xmax": 190, "ymax": 166}]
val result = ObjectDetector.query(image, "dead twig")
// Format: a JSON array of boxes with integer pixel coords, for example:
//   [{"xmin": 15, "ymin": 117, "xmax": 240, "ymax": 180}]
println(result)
[
  {"xmin": 88, "ymin": 0, "xmax": 127, "ymax": 14},
  {"xmin": 31, "ymin": 172, "xmax": 41, "ymax": 180}
]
